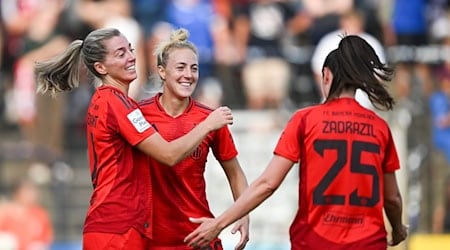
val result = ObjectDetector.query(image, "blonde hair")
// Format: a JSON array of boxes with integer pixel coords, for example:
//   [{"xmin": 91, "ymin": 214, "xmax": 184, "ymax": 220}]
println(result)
[
  {"xmin": 35, "ymin": 28, "xmax": 122, "ymax": 96},
  {"xmin": 154, "ymin": 28, "xmax": 198, "ymax": 68}
]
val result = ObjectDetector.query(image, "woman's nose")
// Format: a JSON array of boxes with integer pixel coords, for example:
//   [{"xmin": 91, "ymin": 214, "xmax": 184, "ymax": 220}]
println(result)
[
  {"xmin": 184, "ymin": 69, "xmax": 193, "ymax": 78},
  {"xmin": 127, "ymin": 50, "xmax": 136, "ymax": 61}
]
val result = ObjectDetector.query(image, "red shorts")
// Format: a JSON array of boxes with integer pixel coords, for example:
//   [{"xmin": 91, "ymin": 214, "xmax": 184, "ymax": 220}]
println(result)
[
  {"xmin": 83, "ymin": 227, "xmax": 149, "ymax": 250},
  {"xmin": 148, "ymin": 238, "xmax": 223, "ymax": 250}
]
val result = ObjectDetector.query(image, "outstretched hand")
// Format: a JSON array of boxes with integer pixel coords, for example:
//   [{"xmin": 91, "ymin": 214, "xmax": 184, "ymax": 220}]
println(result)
[
  {"xmin": 184, "ymin": 217, "xmax": 222, "ymax": 249},
  {"xmin": 204, "ymin": 106, "xmax": 233, "ymax": 131},
  {"xmin": 230, "ymin": 216, "xmax": 249, "ymax": 250}
]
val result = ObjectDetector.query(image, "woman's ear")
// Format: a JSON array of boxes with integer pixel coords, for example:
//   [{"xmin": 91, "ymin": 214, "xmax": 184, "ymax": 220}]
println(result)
[
  {"xmin": 94, "ymin": 62, "xmax": 107, "ymax": 76},
  {"xmin": 157, "ymin": 65, "xmax": 165, "ymax": 81},
  {"xmin": 321, "ymin": 67, "xmax": 333, "ymax": 99},
  {"xmin": 322, "ymin": 67, "xmax": 332, "ymax": 86}
]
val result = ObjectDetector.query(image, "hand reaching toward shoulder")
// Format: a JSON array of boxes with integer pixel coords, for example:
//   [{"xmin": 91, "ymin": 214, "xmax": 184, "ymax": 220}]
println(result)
[
  {"xmin": 204, "ymin": 106, "xmax": 233, "ymax": 131},
  {"xmin": 230, "ymin": 215, "xmax": 249, "ymax": 250}
]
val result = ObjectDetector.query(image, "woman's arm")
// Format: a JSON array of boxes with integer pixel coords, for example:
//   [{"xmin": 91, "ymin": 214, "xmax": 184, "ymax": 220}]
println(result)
[
  {"xmin": 136, "ymin": 106, "xmax": 233, "ymax": 166},
  {"xmin": 185, "ymin": 155, "xmax": 295, "ymax": 248},
  {"xmin": 221, "ymin": 158, "xmax": 248, "ymax": 201},
  {"xmin": 383, "ymin": 172, "xmax": 408, "ymax": 246},
  {"xmin": 220, "ymin": 158, "xmax": 249, "ymax": 250}
]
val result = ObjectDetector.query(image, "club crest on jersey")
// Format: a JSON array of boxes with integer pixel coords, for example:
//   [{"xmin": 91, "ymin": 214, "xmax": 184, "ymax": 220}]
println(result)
[
  {"xmin": 127, "ymin": 109, "xmax": 151, "ymax": 133},
  {"xmin": 191, "ymin": 146, "xmax": 204, "ymax": 160},
  {"xmin": 86, "ymin": 113, "xmax": 98, "ymax": 127}
]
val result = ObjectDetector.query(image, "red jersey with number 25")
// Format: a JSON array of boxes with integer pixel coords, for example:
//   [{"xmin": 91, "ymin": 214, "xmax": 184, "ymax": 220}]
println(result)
[
  {"xmin": 84, "ymin": 85, "xmax": 156, "ymax": 238},
  {"xmin": 274, "ymin": 98, "xmax": 400, "ymax": 250}
]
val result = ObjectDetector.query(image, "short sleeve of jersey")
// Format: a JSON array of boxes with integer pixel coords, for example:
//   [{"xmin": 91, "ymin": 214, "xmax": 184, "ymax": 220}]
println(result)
[
  {"xmin": 382, "ymin": 128, "xmax": 400, "ymax": 173},
  {"xmin": 274, "ymin": 111, "xmax": 303, "ymax": 163},
  {"xmin": 108, "ymin": 92, "xmax": 156, "ymax": 146},
  {"xmin": 211, "ymin": 125, "xmax": 238, "ymax": 161}
]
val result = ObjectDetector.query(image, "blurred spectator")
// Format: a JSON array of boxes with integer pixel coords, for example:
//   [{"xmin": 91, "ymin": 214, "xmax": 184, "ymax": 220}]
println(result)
[
  {"xmin": 432, "ymin": 174, "xmax": 450, "ymax": 233},
  {"xmin": 2, "ymin": 0, "xmax": 70, "ymax": 164},
  {"xmin": 381, "ymin": 0, "xmax": 428, "ymax": 47},
  {"xmin": 165, "ymin": 0, "xmax": 217, "ymax": 81},
  {"xmin": 379, "ymin": 0, "xmax": 434, "ymax": 162},
  {"xmin": 208, "ymin": 0, "xmax": 248, "ymax": 108},
  {"xmin": 428, "ymin": 37, "xmax": 450, "ymax": 234},
  {"xmin": 76, "ymin": 0, "xmax": 148, "ymax": 101},
  {"xmin": 310, "ymin": 8, "xmax": 385, "ymax": 110},
  {"xmin": 236, "ymin": 0, "xmax": 303, "ymax": 110},
  {"xmin": 381, "ymin": 0, "xmax": 449, "ymax": 46},
  {"xmin": 130, "ymin": 0, "xmax": 166, "ymax": 80},
  {"xmin": 58, "ymin": 0, "xmax": 93, "ymax": 40},
  {"xmin": 427, "ymin": 0, "xmax": 450, "ymax": 43},
  {"xmin": 0, "ymin": 179, "xmax": 53, "ymax": 250},
  {"xmin": 353, "ymin": 0, "xmax": 384, "ymax": 41},
  {"xmin": 380, "ymin": 0, "xmax": 434, "ymax": 97},
  {"xmin": 131, "ymin": 0, "xmax": 166, "ymax": 39},
  {"xmin": 0, "ymin": 6, "xmax": 3, "ymax": 69},
  {"xmin": 164, "ymin": 1, "xmax": 221, "ymax": 92},
  {"xmin": 429, "ymin": 49, "xmax": 450, "ymax": 164},
  {"xmin": 300, "ymin": 0, "xmax": 354, "ymax": 44},
  {"xmin": 0, "ymin": 2, "xmax": 4, "ymax": 121}
]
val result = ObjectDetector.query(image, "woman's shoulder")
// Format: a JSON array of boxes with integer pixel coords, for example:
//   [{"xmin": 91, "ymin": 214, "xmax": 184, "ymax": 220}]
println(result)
[{"xmin": 192, "ymin": 100, "xmax": 215, "ymax": 114}]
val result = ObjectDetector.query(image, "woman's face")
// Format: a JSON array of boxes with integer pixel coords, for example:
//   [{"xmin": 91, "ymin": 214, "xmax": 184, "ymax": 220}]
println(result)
[
  {"xmin": 159, "ymin": 48, "xmax": 199, "ymax": 99},
  {"xmin": 96, "ymin": 35, "xmax": 137, "ymax": 85}
]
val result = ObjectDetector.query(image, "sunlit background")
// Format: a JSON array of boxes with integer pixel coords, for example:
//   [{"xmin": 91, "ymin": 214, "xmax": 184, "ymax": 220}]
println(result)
[{"xmin": 0, "ymin": 0, "xmax": 449, "ymax": 249}]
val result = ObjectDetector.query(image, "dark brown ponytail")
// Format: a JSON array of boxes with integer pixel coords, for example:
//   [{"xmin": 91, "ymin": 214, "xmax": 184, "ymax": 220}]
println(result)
[{"xmin": 323, "ymin": 35, "xmax": 395, "ymax": 110}]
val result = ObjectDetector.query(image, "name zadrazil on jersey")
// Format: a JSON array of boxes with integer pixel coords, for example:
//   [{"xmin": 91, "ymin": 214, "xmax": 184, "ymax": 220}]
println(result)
[{"xmin": 322, "ymin": 120, "xmax": 375, "ymax": 137}]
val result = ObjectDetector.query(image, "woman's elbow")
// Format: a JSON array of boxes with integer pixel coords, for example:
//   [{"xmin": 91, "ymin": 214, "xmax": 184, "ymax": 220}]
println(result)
[
  {"xmin": 384, "ymin": 192, "xmax": 402, "ymax": 208},
  {"xmin": 149, "ymin": 150, "xmax": 179, "ymax": 167},
  {"xmin": 157, "ymin": 153, "xmax": 179, "ymax": 167},
  {"xmin": 259, "ymin": 179, "xmax": 278, "ymax": 196}
]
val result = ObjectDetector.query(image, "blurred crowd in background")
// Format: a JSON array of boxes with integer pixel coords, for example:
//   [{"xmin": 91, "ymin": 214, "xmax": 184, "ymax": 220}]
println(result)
[{"xmin": 0, "ymin": 0, "xmax": 449, "ymax": 249}]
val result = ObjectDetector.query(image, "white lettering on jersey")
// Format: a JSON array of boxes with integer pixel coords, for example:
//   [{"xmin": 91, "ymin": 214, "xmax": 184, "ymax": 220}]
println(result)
[{"xmin": 127, "ymin": 109, "xmax": 151, "ymax": 133}]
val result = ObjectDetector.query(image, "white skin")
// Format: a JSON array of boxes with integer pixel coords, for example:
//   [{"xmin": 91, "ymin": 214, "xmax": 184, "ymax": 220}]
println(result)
[
  {"xmin": 93, "ymin": 35, "xmax": 234, "ymax": 166},
  {"xmin": 158, "ymin": 47, "xmax": 249, "ymax": 250},
  {"xmin": 184, "ymin": 66, "xmax": 408, "ymax": 248},
  {"xmin": 157, "ymin": 48, "xmax": 199, "ymax": 116}
]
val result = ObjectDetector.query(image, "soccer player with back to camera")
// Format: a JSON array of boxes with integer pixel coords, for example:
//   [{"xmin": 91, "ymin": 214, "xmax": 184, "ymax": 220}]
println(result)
[
  {"xmin": 139, "ymin": 28, "xmax": 249, "ymax": 250},
  {"xmin": 185, "ymin": 35, "xmax": 408, "ymax": 250},
  {"xmin": 34, "ymin": 27, "xmax": 233, "ymax": 249}
]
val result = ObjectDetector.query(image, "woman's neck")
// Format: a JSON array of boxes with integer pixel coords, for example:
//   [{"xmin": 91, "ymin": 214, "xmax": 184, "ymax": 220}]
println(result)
[
  {"xmin": 102, "ymin": 77, "xmax": 130, "ymax": 95},
  {"xmin": 159, "ymin": 94, "xmax": 189, "ymax": 117},
  {"xmin": 337, "ymin": 89, "xmax": 356, "ymax": 98}
]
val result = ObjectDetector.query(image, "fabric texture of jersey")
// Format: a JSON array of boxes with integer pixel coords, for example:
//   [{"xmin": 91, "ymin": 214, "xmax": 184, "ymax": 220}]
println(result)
[
  {"xmin": 139, "ymin": 93, "xmax": 237, "ymax": 248},
  {"xmin": 83, "ymin": 227, "xmax": 149, "ymax": 250},
  {"xmin": 274, "ymin": 98, "xmax": 400, "ymax": 250},
  {"xmin": 84, "ymin": 85, "xmax": 156, "ymax": 238}
]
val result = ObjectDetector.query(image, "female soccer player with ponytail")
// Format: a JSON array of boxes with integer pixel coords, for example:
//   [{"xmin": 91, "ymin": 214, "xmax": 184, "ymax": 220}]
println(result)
[{"xmin": 185, "ymin": 35, "xmax": 408, "ymax": 250}]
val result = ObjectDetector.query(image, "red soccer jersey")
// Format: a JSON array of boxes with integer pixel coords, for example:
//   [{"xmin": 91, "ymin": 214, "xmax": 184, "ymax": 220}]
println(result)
[
  {"xmin": 274, "ymin": 98, "xmax": 400, "ymax": 250},
  {"xmin": 139, "ymin": 94, "xmax": 237, "ymax": 248},
  {"xmin": 84, "ymin": 86, "xmax": 156, "ymax": 238}
]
